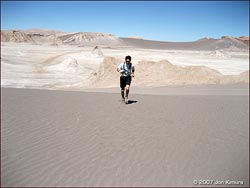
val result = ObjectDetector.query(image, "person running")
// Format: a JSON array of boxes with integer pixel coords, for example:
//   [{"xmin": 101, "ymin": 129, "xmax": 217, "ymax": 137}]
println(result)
[{"xmin": 117, "ymin": 55, "xmax": 135, "ymax": 104}]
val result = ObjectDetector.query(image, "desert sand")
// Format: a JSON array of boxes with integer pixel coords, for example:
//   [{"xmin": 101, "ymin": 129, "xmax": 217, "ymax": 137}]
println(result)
[
  {"xmin": 1, "ymin": 86, "xmax": 249, "ymax": 187},
  {"xmin": 1, "ymin": 30, "xmax": 249, "ymax": 187}
]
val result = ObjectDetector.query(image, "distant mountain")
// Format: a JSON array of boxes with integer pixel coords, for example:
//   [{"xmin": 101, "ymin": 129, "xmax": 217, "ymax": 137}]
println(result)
[
  {"xmin": 24, "ymin": 28, "xmax": 67, "ymax": 36},
  {"xmin": 120, "ymin": 36, "xmax": 249, "ymax": 51},
  {"xmin": 1, "ymin": 30, "xmax": 35, "ymax": 43},
  {"xmin": 59, "ymin": 32, "xmax": 124, "ymax": 46},
  {"xmin": 236, "ymin": 36, "xmax": 249, "ymax": 46},
  {"xmin": 1, "ymin": 29, "xmax": 249, "ymax": 51}
]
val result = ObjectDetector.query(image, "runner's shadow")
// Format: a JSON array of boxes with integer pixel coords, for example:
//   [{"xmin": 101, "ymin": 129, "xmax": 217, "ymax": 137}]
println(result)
[{"xmin": 128, "ymin": 100, "xmax": 138, "ymax": 104}]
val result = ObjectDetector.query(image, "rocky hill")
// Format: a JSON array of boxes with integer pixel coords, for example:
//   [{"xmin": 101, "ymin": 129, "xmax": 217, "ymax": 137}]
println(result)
[
  {"xmin": 1, "ymin": 29, "xmax": 249, "ymax": 51},
  {"xmin": 1, "ymin": 30, "xmax": 35, "ymax": 43}
]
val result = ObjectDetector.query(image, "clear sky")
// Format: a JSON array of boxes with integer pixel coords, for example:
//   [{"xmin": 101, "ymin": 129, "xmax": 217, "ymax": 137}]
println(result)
[{"xmin": 1, "ymin": 1, "xmax": 249, "ymax": 42}]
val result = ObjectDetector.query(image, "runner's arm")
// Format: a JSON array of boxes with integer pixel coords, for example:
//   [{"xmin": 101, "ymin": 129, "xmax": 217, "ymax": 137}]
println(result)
[
  {"xmin": 131, "ymin": 66, "xmax": 135, "ymax": 77},
  {"xmin": 117, "ymin": 64, "xmax": 121, "ymax": 72},
  {"xmin": 132, "ymin": 65, "xmax": 135, "ymax": 73},
  {"xmin": 117, "ymin": 64, "xmax": 124, "ymax": 73}
]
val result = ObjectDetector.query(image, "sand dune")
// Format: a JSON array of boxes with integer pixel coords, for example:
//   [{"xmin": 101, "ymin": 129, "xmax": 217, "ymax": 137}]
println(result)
[
  {"xmin": 92, "ymin": 56, "xmax": 120, "ymax": 87},
  {"xmin": 1, "ymin": 87, "xmax": 249, "ymax": 186},
  {"xmin": 219, "ymin": 71, "xmax": 249, "ymax": 85},
  {"xmin": 134, "ymin": 60, "xmax": 222, "ymax": 86},
  {"xmin": 93, "ymin": 58, "xmax": 249, "ymax": 87}
]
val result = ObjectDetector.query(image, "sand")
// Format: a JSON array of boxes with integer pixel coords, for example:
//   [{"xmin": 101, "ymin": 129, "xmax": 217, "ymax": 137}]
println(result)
[{"xmin": 1, "ymin": 86, "xmax": 249, "ymax": 187}]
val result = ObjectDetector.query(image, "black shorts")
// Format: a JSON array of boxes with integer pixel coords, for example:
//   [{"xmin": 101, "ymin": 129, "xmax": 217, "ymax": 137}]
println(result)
[{"xmin": 120, "ymin": 76, "xmax": 132, "ymax": 89}]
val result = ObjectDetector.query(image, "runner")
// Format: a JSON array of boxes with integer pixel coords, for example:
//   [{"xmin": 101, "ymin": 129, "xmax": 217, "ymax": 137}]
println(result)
[{"xmin": 117, "ymin": 56, "xmax": 135, "ymax": 104}]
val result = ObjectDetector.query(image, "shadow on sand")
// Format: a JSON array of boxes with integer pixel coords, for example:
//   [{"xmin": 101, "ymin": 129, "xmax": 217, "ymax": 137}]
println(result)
[{"xmin": 127, "ymin": 100, "xmax": 138, "ymax": 104}]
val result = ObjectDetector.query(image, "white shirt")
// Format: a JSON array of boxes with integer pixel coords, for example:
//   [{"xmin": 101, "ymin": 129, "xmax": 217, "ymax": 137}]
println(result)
[{"xmin": 118, "ymin": 62, "xmax": 135, "ymax": 76}]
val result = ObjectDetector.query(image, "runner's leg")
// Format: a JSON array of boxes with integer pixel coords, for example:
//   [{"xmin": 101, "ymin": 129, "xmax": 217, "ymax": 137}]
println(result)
[
  {"xmin": 120, "ymin": 76, "xmax": 125, "ymax": 102},
  {"xmin": 125, "ymin": 76, "xmax": 131, "ymax": 99},
  {"xmin": 121, "ymin": 89, "xmax": 125, "ymax": 99},
  {"xmin": 125, "ymin": 85, "xmax": 130, "ymax": 98}
]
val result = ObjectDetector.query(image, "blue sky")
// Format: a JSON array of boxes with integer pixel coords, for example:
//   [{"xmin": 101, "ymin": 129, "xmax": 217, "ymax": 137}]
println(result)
[{"xmin": 1, "ymin": 1, "xmax": 249, "ymax": 42}]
